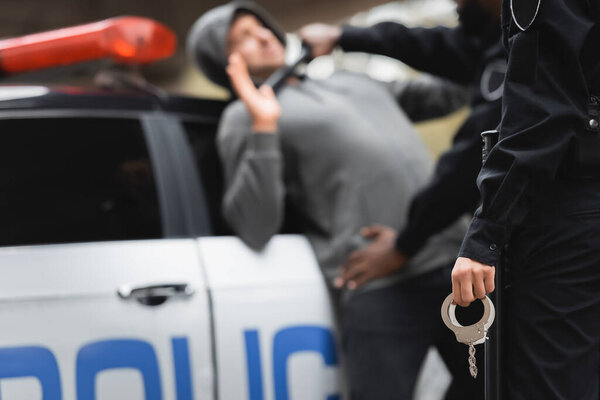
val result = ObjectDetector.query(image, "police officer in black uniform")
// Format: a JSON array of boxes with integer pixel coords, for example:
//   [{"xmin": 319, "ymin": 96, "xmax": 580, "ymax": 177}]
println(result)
[
  {"xmin": 301, "ymin": 0, "xmax": 503, "ymax": 397},
  {"xmin": 451, "ymin": 0, "xmax": 600, "ymax": 398},
  {"xmin": 300, "ymin": 0, "xmax": 504, "ymax": 289}
]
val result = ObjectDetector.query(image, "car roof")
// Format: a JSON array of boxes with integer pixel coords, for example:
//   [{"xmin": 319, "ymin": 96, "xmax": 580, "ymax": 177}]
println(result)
[{"xmin": 0, "ymin": 85, "xmax": 228, "ymax": 123}]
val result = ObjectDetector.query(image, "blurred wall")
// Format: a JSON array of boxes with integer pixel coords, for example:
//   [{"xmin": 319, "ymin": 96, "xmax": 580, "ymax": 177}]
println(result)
[{"xmin": 0, "ymin": 0, "xmax": 393, "ymax": 38}]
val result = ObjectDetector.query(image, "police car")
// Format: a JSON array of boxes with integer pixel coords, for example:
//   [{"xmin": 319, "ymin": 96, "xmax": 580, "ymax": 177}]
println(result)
[{"xmin": 0, "ymin": 17, "xmax": 342, "ymax": 400}]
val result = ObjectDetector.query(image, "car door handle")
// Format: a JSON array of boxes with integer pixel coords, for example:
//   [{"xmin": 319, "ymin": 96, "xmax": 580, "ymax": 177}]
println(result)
[{"xmin": 118, "ymin": 283, "xmax": 195, "ymax": 306}]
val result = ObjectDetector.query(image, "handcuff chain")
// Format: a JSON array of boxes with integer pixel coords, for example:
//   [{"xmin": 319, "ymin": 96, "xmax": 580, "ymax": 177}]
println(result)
[{"xmin": 468, "ymin": 344, "xmax": 478, "ymax": 378}]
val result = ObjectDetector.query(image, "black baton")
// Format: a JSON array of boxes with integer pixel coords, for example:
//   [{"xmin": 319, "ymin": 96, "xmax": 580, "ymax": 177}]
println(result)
[
  {"xmin": 263, "ymin": 43, "xmax": 312, "ymax": 93},
  {"xmin": 481, "ymin": 130, "xmax": 502, "ymax": 400}
]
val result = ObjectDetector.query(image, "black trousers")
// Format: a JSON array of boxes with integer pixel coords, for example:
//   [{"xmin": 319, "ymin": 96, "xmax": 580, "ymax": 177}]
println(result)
[
  {"xmin": 501, "ymin": 180, "xmax": 600, "ymax": 400},
  {"xmin": 343, "ymin": 266, "xmax": 484, "ymax": 400}
]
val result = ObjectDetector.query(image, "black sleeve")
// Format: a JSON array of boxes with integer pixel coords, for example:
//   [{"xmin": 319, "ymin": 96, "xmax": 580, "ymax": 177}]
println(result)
[
  {"xmin": 395, "ymin": 100, "xmax": 501, "ymax": 256},
  {"xmin": 458, "ymin": 0, "xmax": 594, "ymax": 266},
  {"xmin": 339, "ymin": 23, "xmax": 484, "ymax": 84},
  {"xmin": 390, "ymin": 78, "xmax": 470, "ymax": 123}
]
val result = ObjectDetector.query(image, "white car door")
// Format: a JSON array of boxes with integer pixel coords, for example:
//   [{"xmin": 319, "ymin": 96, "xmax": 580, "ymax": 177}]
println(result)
[
  {"xmin": 181, "ymin": 120, "xmax": 345, "ymax": 400},
  {"xmin": 199, "ymin": 236, "xmax": 344, "ymax": 400},
  {"xmin": 0, "ymin": 115, "xmax": 214, "ymax": 400}
]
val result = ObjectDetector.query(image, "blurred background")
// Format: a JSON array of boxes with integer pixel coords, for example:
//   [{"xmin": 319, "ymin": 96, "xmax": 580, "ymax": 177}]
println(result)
[
  {"xmin": 0, "ymin": 0, "xmax": 467, "ymax": 158},
  {"xmin": 0, "ymin": 0, "xmax": 455, "ymax": 95}
]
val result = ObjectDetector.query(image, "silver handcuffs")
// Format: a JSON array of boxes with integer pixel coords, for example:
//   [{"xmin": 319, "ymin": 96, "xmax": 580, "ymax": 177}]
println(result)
[{"xmin": 441, "ymin": 293, "xmax": 495, "ymax": 345}]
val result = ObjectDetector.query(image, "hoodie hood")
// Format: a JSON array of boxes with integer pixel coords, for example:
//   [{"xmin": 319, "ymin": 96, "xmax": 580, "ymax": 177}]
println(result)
[{"xmin": 187, "ymin": 1, "xmax": 287, "ymax": 89}]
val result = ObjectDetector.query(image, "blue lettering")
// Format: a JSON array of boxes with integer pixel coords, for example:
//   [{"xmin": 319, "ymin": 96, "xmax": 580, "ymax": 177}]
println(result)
[
  {"xmin": 272, "ymin": 326, "xmax": 339, "ymax": 400},
  {"xmin": 0, "ymin": 345, "xmax": 61, "ymax": 400},
  {"xmin": 244, "ymin": 330, "xmax": 265, "ymax": 400},
  {"xmin": 172, "ymin": 337, "xmax": 193, "ymax": 400},
  {"xmin": 76, "ymin": 339, "xmax": 162, "ymax": 400}
]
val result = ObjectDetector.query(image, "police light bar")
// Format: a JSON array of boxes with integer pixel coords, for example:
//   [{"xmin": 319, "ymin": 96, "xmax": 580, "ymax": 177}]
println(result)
[{"xmin": 0, "ymin": 16, "xmax": 176, "ymax": 74}]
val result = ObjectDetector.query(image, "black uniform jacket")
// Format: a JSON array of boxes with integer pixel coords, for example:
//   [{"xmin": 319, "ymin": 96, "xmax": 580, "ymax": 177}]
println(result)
[
  {"xmin": 458, "ymin": 0, "xmax": 598, "ymax": 266},
  {"xmin": 339, "ymin": 22, "xmax": 505, "ymax": 257}
]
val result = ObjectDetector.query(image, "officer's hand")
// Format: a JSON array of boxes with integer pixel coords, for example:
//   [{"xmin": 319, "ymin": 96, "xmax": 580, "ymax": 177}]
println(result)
[
  {"xmin": 227, "ymin": 52, "xmax": 281, "ymax": 133},
  {"xmin": 334, "ymin": 225, "xmax": 408, "ymax": 290},
  {"xmin": 298, "ymin": 23, "xmax": 342, "ymax": 58},
  {"xmin": 451, "ymin": 257, "xmax": 495, "ymax": 307}
]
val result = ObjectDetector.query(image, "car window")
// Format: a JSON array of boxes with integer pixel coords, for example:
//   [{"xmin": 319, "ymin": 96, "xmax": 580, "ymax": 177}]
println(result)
[
  {"xmin": 183, "ymin": 121, "xmax": 232, "ymax": 236},
  {"xmin": 0, "ymin": 117, "xmax": 162, "ymax": 247}
]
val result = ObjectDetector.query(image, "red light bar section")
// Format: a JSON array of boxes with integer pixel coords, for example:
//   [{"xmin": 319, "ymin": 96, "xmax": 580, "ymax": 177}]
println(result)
[{"xmin": 0, "ymin": 16, "xmax": 176, "ymax": 74}]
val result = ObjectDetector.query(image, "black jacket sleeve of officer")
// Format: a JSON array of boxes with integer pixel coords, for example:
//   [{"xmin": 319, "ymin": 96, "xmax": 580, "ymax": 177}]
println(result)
[
  {"xmin": 339, "ymin": 23, "xmax": 484, "ymax": 84},
  {"xmin": 390, "ymin": 78, "xmax": 470, "ymax": 123},
  {"xmin": 458, "ymin": 0, "xmax": 595, "ymax": 266},
  {"xmin": 395, "ymin": 100, "xmax": 502, "ymax": 257}
]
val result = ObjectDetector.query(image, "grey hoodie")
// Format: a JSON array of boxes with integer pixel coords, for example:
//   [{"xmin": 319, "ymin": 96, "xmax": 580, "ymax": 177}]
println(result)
[
  {"xmin": 188, "ymin": 2, "xmax": 469, "ymax": 292},
  {"xmin": 187, "ymin": 0, "xmax": 286, "ymax": 90}
]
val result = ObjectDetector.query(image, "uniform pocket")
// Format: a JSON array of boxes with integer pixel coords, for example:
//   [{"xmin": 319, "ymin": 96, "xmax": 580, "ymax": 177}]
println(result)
[{"xmin": 506, "ymin": 31, "xmax": 539, "ymax": 84}]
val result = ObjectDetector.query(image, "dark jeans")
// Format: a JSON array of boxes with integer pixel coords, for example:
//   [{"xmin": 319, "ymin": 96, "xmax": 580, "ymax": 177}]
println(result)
[
  {"xmin": 343, "ymin": 266, "xmax": 484, "ymax": 400},
  {"xmin": 501, "ymin": 197, "xmax": 600, "ymax": 400}
]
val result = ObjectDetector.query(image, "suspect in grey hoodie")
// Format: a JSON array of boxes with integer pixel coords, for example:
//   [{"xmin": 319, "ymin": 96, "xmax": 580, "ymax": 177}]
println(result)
[{"xmin": 188, "ymin": 1, "xmax": 469, "ymax": 291}]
